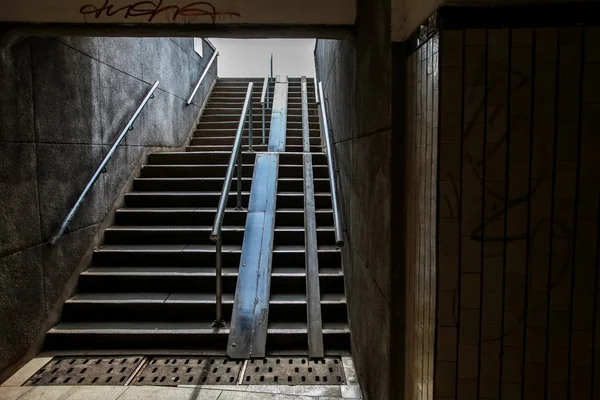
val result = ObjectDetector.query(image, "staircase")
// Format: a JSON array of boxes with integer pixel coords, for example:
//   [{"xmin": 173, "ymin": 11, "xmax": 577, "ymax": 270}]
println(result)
[{"xmin": 46, "ymin": 78, "xmax": 350, "ymax": 356}]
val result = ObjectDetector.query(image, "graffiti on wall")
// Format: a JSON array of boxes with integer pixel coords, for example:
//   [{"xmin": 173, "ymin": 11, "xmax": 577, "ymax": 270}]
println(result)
[{"xmin": 79, "ymin": 0, "xmax": 241, "ymax": 23}]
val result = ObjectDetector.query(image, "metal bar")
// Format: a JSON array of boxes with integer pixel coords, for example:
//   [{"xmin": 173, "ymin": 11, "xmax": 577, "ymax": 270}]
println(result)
[
  {"xmin": 48, "ymin": 80, "xmax": 159, "ymax": 245},
  {"xmin": 227, "ymin": 152, "xmax": 279, "ymax": 359},
  {"xmin": 261, "ymin": 76, "xmax": 268, "ymax": 144},
  {"xmin": 270, "ymin": 54, "xmax": 273, "ymax": 81},
  {"xmin": 236, "ymin": 145, "xmax": 242, "ymax": 209},
  {"xmin": 186, "ymin": 51, "xmax": 218, "ymax": 106},
  {"xmin": 248, "ymin": 101, "xmax": 253, "ymax": 152},
  {"xmin": 268, "ymin": 76, "xmax": 288, "ymax": 152},
  {"xmin": 267, "ymin": 78, "xmax": 270, "ymax": 108},
  {"xmin": 214, "ymin": 236, "xmax": 223, "ymax": 326},
  {"xmin": 301, "ymin": 77, "xmax": 311, "ymax": 153},
  {"xmin": 318, "ymin": 82, "xmax": 344, "ymax": 248},
  {"xmin": 301, "ymin": 76, "xmax": 324, "ymax": 357},
  {"xmin": 210, "ymin": 82, "xmax": 253, "ymax": 240},
  {"xmin": 314, "ymin": 77, "xmax": 319, "ymax": 104}
]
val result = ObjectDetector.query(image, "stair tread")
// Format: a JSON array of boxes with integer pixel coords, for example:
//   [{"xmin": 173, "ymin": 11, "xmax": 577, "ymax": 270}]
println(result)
[
  {"xmin": 107, "ymin": 225, "xmax": 245, "ymax": 231},
  {"xmin": 97, "ymin": 244, "xmax": 339, "ymax": 252},
  {"xmin": 66, "ymin": 292, "xmax": 344, "ymax": 304},
  {"xmin": 49, "ymin": 321, "xmax": 349, "ymax": 334},
  {"xmin": 83, "ymin": 265, "xmax": 343, "ymax": 277}
]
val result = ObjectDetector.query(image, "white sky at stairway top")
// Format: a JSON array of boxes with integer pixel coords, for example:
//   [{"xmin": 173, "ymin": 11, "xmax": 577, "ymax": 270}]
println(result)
[{"xmin": 209, "ymin": 39, "xmax": 316, "ymax": 78}]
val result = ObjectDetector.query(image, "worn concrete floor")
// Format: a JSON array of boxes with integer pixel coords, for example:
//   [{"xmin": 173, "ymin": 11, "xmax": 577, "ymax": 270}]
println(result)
[{"xmin": 0, "ymin": 356, "xmax": 362, "ymax": 400}]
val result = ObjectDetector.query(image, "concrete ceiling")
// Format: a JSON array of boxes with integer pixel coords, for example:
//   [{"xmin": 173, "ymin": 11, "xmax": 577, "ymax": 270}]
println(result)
[{"xmin": 0, "ymin": 0, "xmax": 355, "ymax": 27}]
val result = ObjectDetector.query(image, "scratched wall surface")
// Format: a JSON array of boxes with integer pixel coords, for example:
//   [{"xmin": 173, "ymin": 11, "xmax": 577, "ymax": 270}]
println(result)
[
  {"xmin": 0, "ymin": 36, "xmax": 215, "ymax": 381},
  {"xmin": 405, "ymin": 32, "xmax": 439, "ymax": 400},
  {"xmin": 435, "ymin": 26, "xmax": 600, "ymax": 399}
]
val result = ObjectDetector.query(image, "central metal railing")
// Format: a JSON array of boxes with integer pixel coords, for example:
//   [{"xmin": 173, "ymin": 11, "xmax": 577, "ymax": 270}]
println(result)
[
  {"xmin": 210, "ymin": 82, "xmax": 254, "ymax": 326},
  {"xmin": 317, "ymin": 82, "xmax": 344, "ymax": 248}
]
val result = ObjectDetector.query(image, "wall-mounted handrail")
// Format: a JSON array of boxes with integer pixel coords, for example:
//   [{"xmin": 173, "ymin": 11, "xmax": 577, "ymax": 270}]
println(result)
[
  {"xmin": 317, "ymin": 82, "xmax": 344, "ymax": 248},
  {"xmin": 186, "ymin": 50, "xmax": 218, "ymax": 106},
  {"xmin": 260, "ymin": 76, "xmax": 269, "ymax": 144},
  {"xmin": 48, "ymin": 81, "xmax": 160, "ymax": 245},
  {"xmin": 210, "ymin": 82, "xmax": 254, "ymax": 326}
]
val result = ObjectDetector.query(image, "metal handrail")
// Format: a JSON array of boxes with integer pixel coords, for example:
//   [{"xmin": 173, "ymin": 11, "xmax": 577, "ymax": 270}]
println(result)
[
  {"xmin": 314, "ymin": 77, "xmax": 319, "ymax": 104},
  {"xmin": 260, "ymin": 76, "xmax": 269, "ymax": 144},
  {"xmin": 317, "ymin": 82, "xmax": 344, "ymax": 248},
  {"xmin": 186, "ymin": 50, "xmax": 218, "ymax": 106},
  {"xmin": 48, "ymin": 81, "xmax": 160, "ymax": 245},
  {"xmin": 210, "ymin": 82, "xmax": 254, "ymax": 326}
]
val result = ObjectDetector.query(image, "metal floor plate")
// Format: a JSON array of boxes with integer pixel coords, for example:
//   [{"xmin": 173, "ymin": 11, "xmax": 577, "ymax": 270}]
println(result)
[
  {"xmin": 133, "ymin": 357, "xmax": 243, "ymax": 386},
  {"xmin": 241, "ymin": 357, "xmax": 346, "ymax": 385},
  {"xmin": 24, "ymin": 357, "xmax": 143, "ymax": 386}
]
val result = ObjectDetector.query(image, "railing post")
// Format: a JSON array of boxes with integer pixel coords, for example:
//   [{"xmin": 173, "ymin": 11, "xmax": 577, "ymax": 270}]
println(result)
[
  {"xmin": 267, "ymin": 79, "xmax": 270, "ymax": 108},
  {"xmin": 236, "ymin": 145, "xmax": 242, "ymax": 209},
  {"xmin": 270, "ymin": 54, "xmax": 273, "ymax": 82},
  {"xmin": 262, "ymin": 102, "xmax": 266, "ymax": 145},
  {"xmin": 213, "ymin": 235, "xmax": 224, "ymax": 327},
  {"xmin": 248, "ymin": 99, "xmax": 253, "ymax": 152}
]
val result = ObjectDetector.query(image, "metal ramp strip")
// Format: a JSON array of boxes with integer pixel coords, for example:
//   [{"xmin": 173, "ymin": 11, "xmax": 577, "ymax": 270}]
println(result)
[
  {"xmin": 268, "ymin": 76, "xmax": 288, "ymax": 152},
  {"xmin": 227, "ymin": 77, "xmax": 288, "ymax": 358},
  {"xmin": 301, "ymin": 76, "xmax": 324, "ymax": 358}
]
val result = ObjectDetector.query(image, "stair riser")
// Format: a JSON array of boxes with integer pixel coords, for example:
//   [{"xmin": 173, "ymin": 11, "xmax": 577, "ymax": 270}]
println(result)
[
  {"xmin": 198, "ymin": 121, "xmax": 319, "ymax": 130},
  {"xmin": 93, "ymin": 251, "xmax": 341, "ymax": 268},
  {"xmin": 192, "ymin": 130, "xmax": 322, "ymax": 139},
  {"xmin": 186, "ymin": 145, "xmax": 323, "ymax": 153},
  {"xmin": 115, "ymin": 211, "xmax": 333, "ymax": 227},
  {"xmin": 104, "ymin": 229, "xmax": 334, "ymax": 246},
  {"xmin": 203, "ymin": 108, "xmax": 318, "ymax": 117},
  {"xmin": 77, "ymin": 275, "xmax": 345, "ymax": 295},
  {"xmin": 124, "ymin": 193, "xmax": 251, "ymax": 208},
  {"xmin": 133, "ymin": 179, "xmax": 253, "ymax": 192},
  {"xmin": 45, "ymin": 332, "xmax": 350, "ymax": 355},
  {"xmin": 132, "ymin": 179, "xmax": 328, "ymax": 192},
  {"xmin": 141, "ymin": 166, "xmax": 255, "ymax": 178},
  {"xmin": 116, "ymin": 211, "xmax": 248, "ymax": 226},
  {"xmin": 140, "ymin": 166, "xmax": 328, "ymax": 179},
  {"xmin": 124, "ymin": 194, "xmax": 332, "ymax": 208},
  {"xmin": 62, "ymin": 303, "xmax": 347, "ymax": 323},
  {"xmin": 190, "ymin": 137, "xmax": 321, "ymax": 146},
  {"xmin": 200, "ymin": 114, "xmax": 317, "ymax": 124}
]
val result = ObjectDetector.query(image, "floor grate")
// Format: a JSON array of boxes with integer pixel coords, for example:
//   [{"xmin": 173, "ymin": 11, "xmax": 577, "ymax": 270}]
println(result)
[
  {"xmin": 133, "ymin": 357, "xmax": 243, "ymax": 386},
  {"xmin": 24, "ymin": 357, "xmax": 143, "ymax": 386},
  {"xmin": 241, "ymin": 357, "xmax": 346, "ymax": 385}
]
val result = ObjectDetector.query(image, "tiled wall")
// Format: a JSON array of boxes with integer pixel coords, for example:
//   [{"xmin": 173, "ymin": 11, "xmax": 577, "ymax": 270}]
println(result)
[
  {"xmin": 435, "ymin": 26, "xmax": 600, "ymax": 399},
  {"xmin": 405, "ymin": 33, "xmax": 439, "ymax": 400}
]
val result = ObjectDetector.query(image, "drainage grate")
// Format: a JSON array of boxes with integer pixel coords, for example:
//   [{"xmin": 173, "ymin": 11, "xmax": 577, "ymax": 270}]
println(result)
[
  {"xmin": 134, "ymin": 357, "xmax": 242, "ymax": 386},
  {"xmin": 241, "ymin": 357, "xmax": 346, "ymax": 385},
  {"xmin": 25, "ymin": 357, "xmax": 143, "ymax": 386}
]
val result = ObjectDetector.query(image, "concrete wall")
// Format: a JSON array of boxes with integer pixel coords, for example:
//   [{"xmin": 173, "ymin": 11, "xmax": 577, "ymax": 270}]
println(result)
[
  {"xmin": 405, "ymin": 32, "xmax": 439, "ymax": 400},
  {"xmin": 434, "ymin": 25, "xmax": 600, "ymax": 400},
  {"xmin": 0, "ymin": 36, "xmax": 216, "ymax": 379},
  {"xmin": 315, "ymin": 0, "xmax": 398, "ymax": 398}
]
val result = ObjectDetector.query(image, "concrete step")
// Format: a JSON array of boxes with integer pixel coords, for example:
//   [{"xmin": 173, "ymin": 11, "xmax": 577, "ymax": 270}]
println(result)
[
  {"xmin": 103, "ymin": 225, "xmax": 335, "ymax": 245},
  {"xmin": 115, "ymin": 207, "xmax": 335, "ymax": 227},
  {"xmin": 186, "ymin": 144, "xmax": 323, "ymax": 152},
  {"xmin": 61, "ymin": 292, "xmax": 347, "ymax": 323},
  {"xmin": 148, "ymin": 151, "xmax": 327, "ymax": 166},
  {"xmin": 92, "ymin": 244, "xmax": 341, "ymax": 268},
  {"xmin": 139, "ymin": 164, "xmax": 329, "ymax": 179},
  {"xmin": 133, "ymin": 177, "xmax": 330, "ymax": 192},
  {"xmin": 190, "ymin": 136, "xmax": 321, "ymax": 146},
  {"xmin": 123, "ymin": 191, "xmax": 332, "ymax": 208},
  {"xmin": 45, "ymin": 321, "xmax": 350, "ymax": 353}
]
